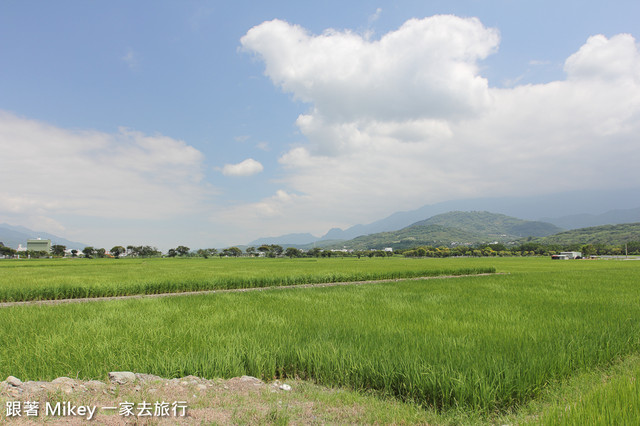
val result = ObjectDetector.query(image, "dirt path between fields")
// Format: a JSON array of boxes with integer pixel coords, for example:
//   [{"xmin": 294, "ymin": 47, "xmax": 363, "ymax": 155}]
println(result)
[{"xmin": 0, "ymin": 272, "xmax": 503, "ymax": 309}]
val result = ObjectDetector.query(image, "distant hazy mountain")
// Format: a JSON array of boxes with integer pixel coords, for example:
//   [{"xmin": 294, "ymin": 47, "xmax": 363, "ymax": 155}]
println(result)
[
  {"xmin": 248, "ymin": 233, "xmax": 320, "ymax": 246},
  {"xmin": 322, "ymin": 211, "xmax": 562, "ymax": 250},
  {"xmin": 541, "ymin": 207, "xmax": 640, "ymax": 230},
  {"xmin": 0, "ymin": 223, "xmax": 87, "ymax": 249}
]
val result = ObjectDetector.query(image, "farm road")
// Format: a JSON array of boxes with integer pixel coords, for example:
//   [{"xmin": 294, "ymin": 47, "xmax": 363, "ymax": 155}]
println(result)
[{"xmin": 0, "ymin": 272, "xmax": 503, "ymax": 308}]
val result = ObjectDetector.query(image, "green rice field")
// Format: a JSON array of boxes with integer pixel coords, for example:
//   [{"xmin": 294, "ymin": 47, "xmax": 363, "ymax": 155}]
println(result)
[
  {"xmin": 0, "ymin": 257, "xmax": 493, "ymax": 302},
  {"xmin": 1, "ymin": 257, "xmax": 639, "ymax": 422}
]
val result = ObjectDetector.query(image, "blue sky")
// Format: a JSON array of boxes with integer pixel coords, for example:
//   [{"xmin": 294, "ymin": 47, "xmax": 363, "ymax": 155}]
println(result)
[{"xmin": 1, "ymin": 1, "xmax": 639, "ymax": 250}]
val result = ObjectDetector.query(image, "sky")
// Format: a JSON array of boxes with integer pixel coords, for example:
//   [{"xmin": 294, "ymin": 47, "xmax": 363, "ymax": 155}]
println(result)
[{"xmin": 1, "ymin": 1, "xmax": 639, "ymax": 250}]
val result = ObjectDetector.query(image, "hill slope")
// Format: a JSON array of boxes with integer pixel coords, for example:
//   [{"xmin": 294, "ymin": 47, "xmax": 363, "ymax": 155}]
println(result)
[
  {"xmin": 316, "ymin": 188, "xmax": 640, "ymax": 242},
  {"xmin": 324, "ymin": 211, "xmax": 562, "ymax": 250},
  {"xmin": 413, "ymin": 211, "xmax": 562, "ymax": 238},
  {"xmin": 533, "ymin": 223, "xmax": 640, "ymax": 246}
]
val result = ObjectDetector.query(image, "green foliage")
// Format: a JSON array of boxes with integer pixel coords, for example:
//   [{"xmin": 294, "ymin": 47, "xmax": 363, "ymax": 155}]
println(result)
[
  {"xmin": 196, "ymin": 248, "xmax": 217, "ymax": 258},
  {"xmin": 126, "ymin": 245, "xmax": 162, "ymax": 258},
  {"xmin": 258, "ymin": 244, "xmax": 284, "ymax": 258},
  {"xmin": 51, "ymin": 245, "xmax": 66, "ymax": 257},
  {"xmin": 110, "ymin": 246, "xmax": 125, "ymax": 258},
  {"xmin": 0, "ymin": 245, "xmax": 16, "ymax": 256},
  {"xmin": 81, "ymin": 246, "xmax": 94, "ymax": 258},
  {"xmin": 285, "ymin": 247, "xmax": 301, "ymax": 258},
  {"xmin": 176, "ymin": 245, "xmax": 190, "ymax": 256},
  {"xmin": 222, "ymin": 246, "xmax": 243, "ymax": 257}
]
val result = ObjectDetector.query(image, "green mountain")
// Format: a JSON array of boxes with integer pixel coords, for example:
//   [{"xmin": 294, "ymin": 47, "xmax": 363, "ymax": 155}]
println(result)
[
  {"xmin": 323, "ymin": 211, "xmax": 563, "ymax": 250},
  {"xmin": 412, "ymin": 211, "xmax": 562, "ymax": 238},
  {"xmin": 532, "ymin": 223, "xmax": 640, "ymax": 246}
]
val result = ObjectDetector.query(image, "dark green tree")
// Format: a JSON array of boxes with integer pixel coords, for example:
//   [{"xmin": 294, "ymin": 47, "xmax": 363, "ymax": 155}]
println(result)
[
  {"xmin": 0, "ymin": 246, "xmax": 16, "ymax": 257},
  {"xmin": 285, "ymin": 247, "xmax": 301, "ymax": 258},
  {"xmin": 176, "ymin": 246, "xmax": 190, "ymax": 256},
  {"xmin": 51, "ymin": 244, "xmax": 66, "ymax": 257},
  {"xmin": 110, "ymin": 246, "xmax": 126, "ymax": 258}
]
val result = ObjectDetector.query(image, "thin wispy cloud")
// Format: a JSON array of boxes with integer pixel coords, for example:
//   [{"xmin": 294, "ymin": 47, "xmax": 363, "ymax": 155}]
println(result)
[{"xmin": 121, "ymin": 48, "xmax": 140, "ymax": 70}]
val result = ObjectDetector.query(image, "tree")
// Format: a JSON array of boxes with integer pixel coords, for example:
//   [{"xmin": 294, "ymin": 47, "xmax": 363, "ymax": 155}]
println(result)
[
  {"xmin": 51, "ymin": 244, "xmax": 66, "ymax": 257},
  {"xmin": 110, "ymin": 246, "xmax": 125, "ymax": 258},
  {"xmin": 195, "ymin": 248, "xmax": 217, "ymax": 258},
  {"xmin": 176, "ymin": 245, "xmax": 190, "ymax": 257},
  {"xmin": 307, "ymin": 247, "xmax": 322, "ymax": 257},
  {"xmin": 128, "ymin": 245, "xmax": 161, "ymax": 258},
  {"xmin": 222, "ymin": 246, "xmax": 242, "ymax": 257},
  {"xmin": 246, "ymin": 246, "xmax": 256, "ymax": 256},
  {"xmin": 82, "ymin": 247, "xmax": 95, "ymax": 258},
  {"xmin": 71, "ymin": 249, "xmax": 78, "ymax": 257},
  {"xmin": 167, "ymin": 248, "xmax": 178, "ymax": 257},
  {"xmin": 270, "ymin": 245, "xmax": 283, "ymax": 256},
  {"xmin": 95, "ymin": 248, "xmax": 106, "ymax": 258},
  {"xmin": 581, "ymin": 244, "xmax": 596, "ymax": 257},
  {"xmin": 285, "ymin": 247, "xmax": 301, "ymax": 258},
  {"xmin": 0, "ymin": 246, "xmax": 16, "ymax": 257}
]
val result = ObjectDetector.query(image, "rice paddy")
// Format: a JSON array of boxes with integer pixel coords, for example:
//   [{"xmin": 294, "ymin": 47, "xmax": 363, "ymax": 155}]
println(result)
[
  {"xmin": 0, "ymin": 257, "xmax": 494, "ymax": 302},
  {"xmin": 1, "ymin": 256, "xmax": 639, "ymax": 421}
]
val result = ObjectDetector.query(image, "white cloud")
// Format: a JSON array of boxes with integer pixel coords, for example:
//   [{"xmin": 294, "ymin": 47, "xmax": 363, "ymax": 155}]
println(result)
[
  {"xmin": 0, "ymin": 111, "xmax": 209, "ymax": 223},
  {"xmin": 221, "ymin": 158, "xmax": 264, "ymax": 176},
  {"xmin": 234, "ymin": 18, "xmax": 640, "ymax": 235},
  {"xmin": 121, "ymin": 48, "xmax": 139, "ymax": 70},
  {"xmin": 241, "ymin": 16, "xmax": 500, "ymax": 128},
  {"xmin": 368, "ymin": 8, "xmax": 383, "ymax": 26},
  {"xmin": 564, "ymin": 34, "xmax": 640, "ymax": 81}
]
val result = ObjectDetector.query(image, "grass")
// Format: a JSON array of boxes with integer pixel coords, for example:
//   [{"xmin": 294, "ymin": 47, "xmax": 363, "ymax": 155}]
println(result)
[
  {"xmin": 1, "ymin": 257, "xmax": 639, "ymax": 418},
  {"xmin": 0, "ymin": 256, "xmax": 494, "ymax": 302},
  {"xmin": 534, "ymin": 354, "xmax": 640, "ymax": 425}
]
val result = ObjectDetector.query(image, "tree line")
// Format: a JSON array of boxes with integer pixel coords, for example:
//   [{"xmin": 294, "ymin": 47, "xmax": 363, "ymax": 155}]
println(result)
[
  {"xmin": 401, "ymin": 241, "xmax": 640, "ymax": 257},
  {"xmin": 3, "ymin": 240, "xmax": 639, "ymax": 260}
]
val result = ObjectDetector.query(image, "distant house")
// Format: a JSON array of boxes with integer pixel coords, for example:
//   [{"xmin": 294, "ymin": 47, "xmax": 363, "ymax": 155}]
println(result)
[
  {"xmin": 552, "ymin": 251, "xmax": 582, "ymax": 260},
  {"xmin": 27, "ymin": 238, "xmax": 51, "ymax": 253}
]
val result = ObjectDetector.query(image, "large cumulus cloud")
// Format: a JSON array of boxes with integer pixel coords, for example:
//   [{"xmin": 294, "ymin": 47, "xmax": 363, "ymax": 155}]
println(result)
[{"xmin": 236, "ymin": 16, "xmax": 640, "ymax": 236}]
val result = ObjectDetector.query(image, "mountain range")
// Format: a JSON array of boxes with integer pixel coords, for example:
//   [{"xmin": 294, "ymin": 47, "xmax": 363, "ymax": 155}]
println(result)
[
  {"xmin": 321, "ymin": 211, "xmax": 563, "ymax": 250},
  {"xmin": 250, "ymin": 188, "xmax": 640, "ymax": 246},
  {"xmin": 0, "ymin": 223, "xmax": 86, "ymax": 250},
  {"xmin": 3, "ymin": 188, "xmax": 640, "ymax": 251}
]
